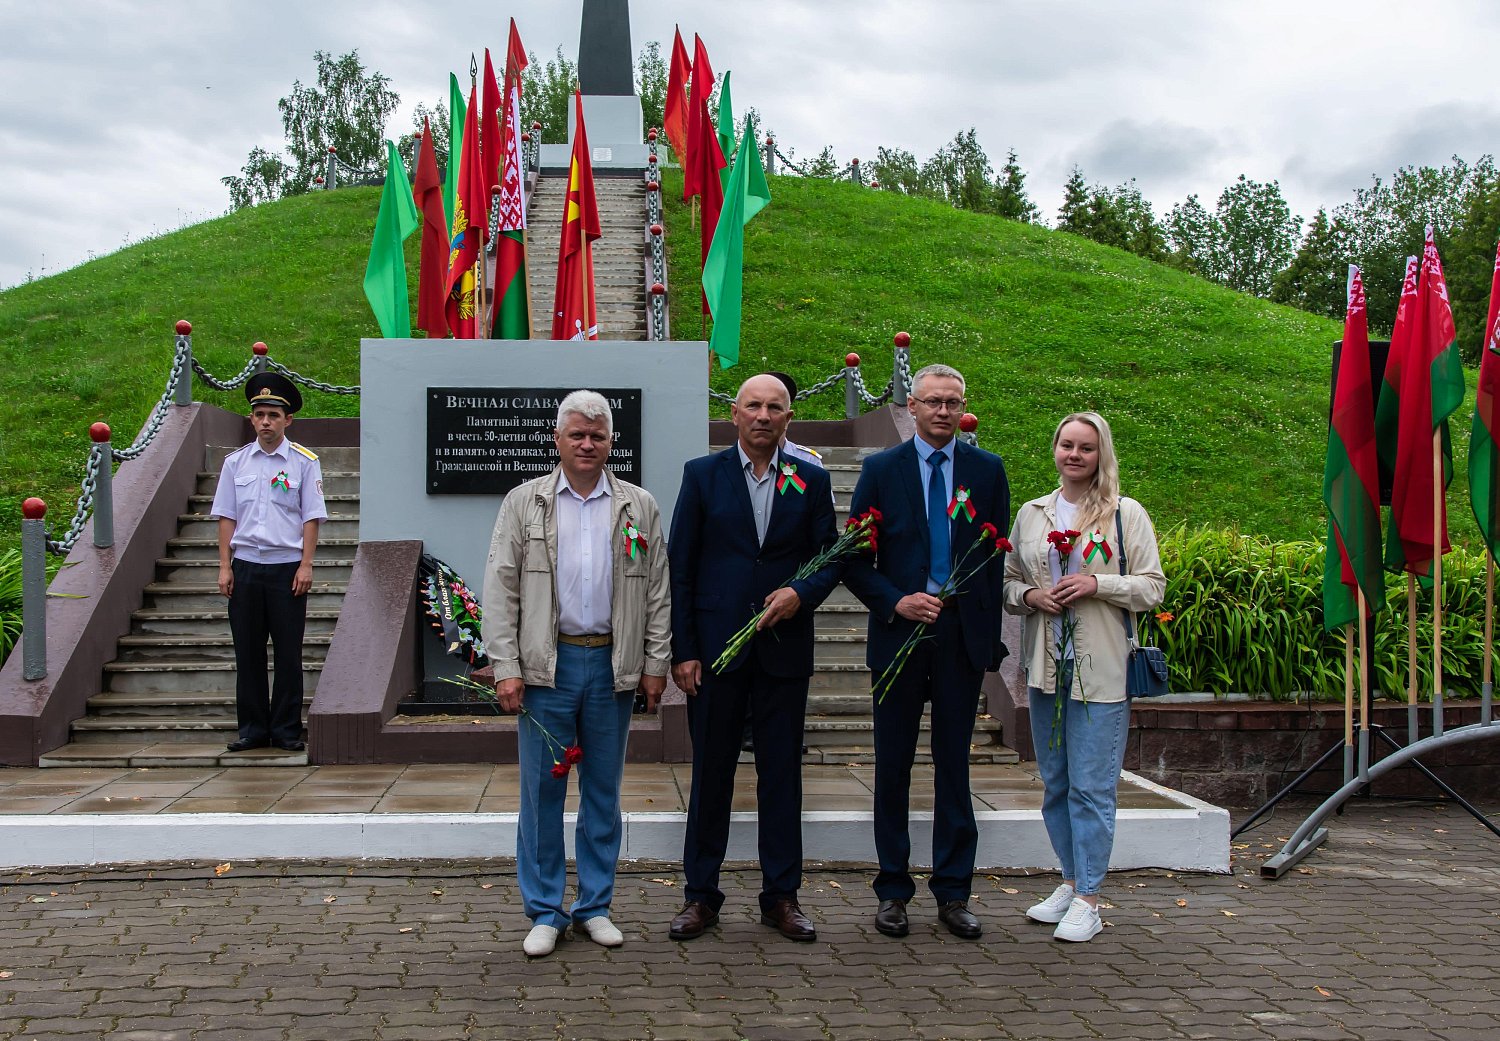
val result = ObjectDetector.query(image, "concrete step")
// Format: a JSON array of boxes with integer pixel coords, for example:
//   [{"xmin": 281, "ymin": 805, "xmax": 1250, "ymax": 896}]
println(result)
[
  {"xmin": 164, "ymin": 537, "xmax": 359, "ymax": 562},
  {"xmin": 195, "ymin": 471, "xmax": 360, "ymax": 496},
  {"xmin": 800, "ymin": 743, "xmax": 1020, "ymax": 766},
  {"xmin": 801, "ymin": 715, "xmax": 1005, "ymax": 747},
  {"xmin": 38, "ymin": 742, "xmax": 309, "ymax": 767},
  {"xmin": 115, "ymin": 633, "xmax": 332, "ymax": 663},
  {"xmin": 129, "ymin": 609, "xmax": 341, "ymax": 636},
  {"xmin": 155, "ymin": 557, "xmax": 354, "ymax": 584},
  {"xmin": 205, "ymin": 445, "xmax": 361, "ymax": 470},
  {"xmin": 142, "ymin": 582, "xmax": 347, "ymax": 612},
  {"xmin": 86, "ymin": 690, "xmax": 239, "ymax": 716},
  {"xmin": 185, "ymin": 492, "xmax": 360, "ymax": 512},
  {"xmin": 177, "ymin": 515, "xmax": 359, "ymax": 540},
  {"xmin": 102, "ymin": 659, "xmax": 322, "ymax": 695}
]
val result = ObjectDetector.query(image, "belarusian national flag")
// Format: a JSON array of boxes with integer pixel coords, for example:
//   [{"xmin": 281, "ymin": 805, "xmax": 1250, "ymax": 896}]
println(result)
[
  {"xmin": 1322, "ymin": 265, "xmax": 1383, "ymax": 630},
  {"xmin": 663, "ymin": 27, "xmax": 691, "ymax": 160},
  {"xmin": 362, "ymin": 140, "xmax": 419, "ymax": 338},
  {"xmin": 444, "ymin": 87, "xmax": 486, "ymax": 339},
  {"xmin": 703, "ymin": 116, "xmax": 771, "ymax": 369},
  {"xmin": 1375, "ymin": 256, "xmax": 1419, "ymax": 499},
  {"xmin": 550, "ymin": 91, "xmax": 601, "ymax": 340},
  {"xmin": 480, "ymin": 48, "xmax": 504, "ymax": 239},
  {"xmin": 1471, "ymin": 236, "xmax": 1500, "ymax": 557},
  {"xmin": 492, "ymin": 18, "xmax": 531, "ymax": 339},
  {"xmin": 443, "ymin": 73, "xmax": 467, "ymax": 230},
  {"xmin": 412, "ymin": 119, "xmax": 449, "ymax": 339},
  {"xmin": 1379, "ymin": 227, "xmax": 1464, "ymax": 577}
]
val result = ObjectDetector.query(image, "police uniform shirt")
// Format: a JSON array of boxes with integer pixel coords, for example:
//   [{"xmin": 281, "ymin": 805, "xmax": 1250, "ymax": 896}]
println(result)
[{"xmin": 210, "ymin": 438, "xmax": 329, "ymax": 564}]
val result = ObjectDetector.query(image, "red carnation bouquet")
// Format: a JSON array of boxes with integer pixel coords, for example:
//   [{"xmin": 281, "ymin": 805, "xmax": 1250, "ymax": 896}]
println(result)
[
  {"xmin": 441, "ymin": 676, "xmax": 582, "ymax": 779},
  {"xmin": 711, "ymin": 508, "xmax": 882, "ymax": 674},
  {"xmin": 1046, "ymin": 529, "xmax": 1084, "ymax": 747},
  {"xmin": 872, "ymin": 524, "xmax": 1013, "ymax": 703}
]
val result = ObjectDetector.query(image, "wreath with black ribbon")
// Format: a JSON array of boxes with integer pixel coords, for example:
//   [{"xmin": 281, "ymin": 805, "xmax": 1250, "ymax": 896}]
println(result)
[{"xmin": 419, "ymin": 553, "xmax": 487, "ymax": 666}]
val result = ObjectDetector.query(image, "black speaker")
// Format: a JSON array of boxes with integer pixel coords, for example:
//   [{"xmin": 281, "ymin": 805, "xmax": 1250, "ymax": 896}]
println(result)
[{"xmin": 1329, "ymin": 339, "xmax": 1393, "ymax": 508}]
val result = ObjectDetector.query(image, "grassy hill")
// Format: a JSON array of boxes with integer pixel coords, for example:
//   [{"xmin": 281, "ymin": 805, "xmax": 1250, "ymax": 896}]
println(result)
[{"xmin": 1, "ymin": 172, "xmax": 1468, "ymax": 556}]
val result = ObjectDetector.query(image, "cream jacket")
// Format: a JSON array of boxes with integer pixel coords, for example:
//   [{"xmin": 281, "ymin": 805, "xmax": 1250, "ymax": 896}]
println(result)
[
  {"xmin": 1003, "ymin": 491, "xmax": 1166, "ymax": 703},
  {"xmin": 481, "ymin": 468, "xmax": 672, "ymax": 691}
]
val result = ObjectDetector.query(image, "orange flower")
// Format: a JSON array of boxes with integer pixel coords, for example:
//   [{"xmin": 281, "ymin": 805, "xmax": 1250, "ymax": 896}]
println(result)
[{"xmin": 1155, "ymin": 611, "xmax": 1175, "ymax": 624}]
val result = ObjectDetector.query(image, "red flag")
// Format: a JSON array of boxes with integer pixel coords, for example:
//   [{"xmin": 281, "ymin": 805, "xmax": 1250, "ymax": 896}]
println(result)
[
  {"xmin": 663, "ymin": 27, "xmax": 691, "ymax": 160},
  {"xmin": 551, "ymin": 91, "xmax": 602, "ymax": 340},
  {"xmin": 492, "ymin": 18, "xmax": 531, "ymax": 339},
  {"xmin": 412, "ymin": 118, "xmax": 449, "ymax": 338},
  {"xmin": 1468, "ymin": 238, "xmax": 1500, "ymax": 554},
  {"xmin": 682, "ymin": 34, "xmax": 718, "ymax": 201},
  {"xmin": 444, "ymin": 88, "xmax": 486, "ymax": 338},
  {"xmin": 1381, "ymin": 229, "xmax": 1465, "ymax": 576},
  {"xmin": 480, "ymin": 49, "xmax": 504, "ymax": 241}
]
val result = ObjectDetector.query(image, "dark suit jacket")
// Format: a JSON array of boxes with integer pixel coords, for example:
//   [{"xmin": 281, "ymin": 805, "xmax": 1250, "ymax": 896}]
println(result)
[
  {"xmin": 844, "ymin": 437, "xmax": 1010, "ymax": 675},
  {"xmin": 669, "ymin": 447, "xmax": 840, "ymax": 678}
]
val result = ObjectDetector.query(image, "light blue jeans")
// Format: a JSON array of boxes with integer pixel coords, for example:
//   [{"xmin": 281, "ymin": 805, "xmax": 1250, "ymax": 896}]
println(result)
[
  {"xmin": 516, "ymin": 642, "xmax": 635, "ymax": 929},
  {"xmin": 1028, "ymin": 677, "xmax": 1131, "ymax": 896}
]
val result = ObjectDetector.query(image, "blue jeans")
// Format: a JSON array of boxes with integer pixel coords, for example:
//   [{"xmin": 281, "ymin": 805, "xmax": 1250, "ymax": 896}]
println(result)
[
  {"xmin": 1028, "ymin": 679, "xmax": 1131, "ymax": 896},
  {"xmin": 516, "ymin": 642, "xmax": 634, "ymax": 929}
]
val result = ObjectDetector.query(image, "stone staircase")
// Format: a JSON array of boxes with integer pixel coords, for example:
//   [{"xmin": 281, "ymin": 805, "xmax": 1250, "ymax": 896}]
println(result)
[
  {"xmin": 524, "ymin": 172, "xmax": 648, "ymax": 340},
  {"xmin": 38, "ymin": 446, "xmax": 361, "ymax": 768},
  {"xmin": 749, "ymin": 445, "xmax": 1017, "ymax": 766}
]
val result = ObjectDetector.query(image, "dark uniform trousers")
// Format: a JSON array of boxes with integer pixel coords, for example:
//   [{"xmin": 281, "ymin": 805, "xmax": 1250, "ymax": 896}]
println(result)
[{"xmin": 228, "ymin": 559, "xmax": 307, "ymax": 746}]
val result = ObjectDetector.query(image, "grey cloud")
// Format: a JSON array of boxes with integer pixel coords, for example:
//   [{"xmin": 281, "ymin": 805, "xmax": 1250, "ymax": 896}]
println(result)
[{"xmin": 1067, "ymin": 119, "xmax": 1223, "ymax": 186}]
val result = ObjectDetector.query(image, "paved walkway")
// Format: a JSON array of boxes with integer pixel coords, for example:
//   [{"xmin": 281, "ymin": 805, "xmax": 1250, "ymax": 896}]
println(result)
[{"xmin": 0, "ymin": 798, "xmax": 1495, "ymax": 1040}]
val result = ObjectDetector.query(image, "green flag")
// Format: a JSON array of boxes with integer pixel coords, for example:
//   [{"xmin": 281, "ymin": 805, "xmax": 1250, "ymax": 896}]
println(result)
[
  {"xmin": 444, "ymin": 73, "xmax": 467, "ymax": 229},
  {"xmin": 702, "ymin": 117, "xmax": 771, "ymax": 369},
  {"xmin": 716, "ymin": 71, "xmax": 735, "ymax": 191},
  {"xmin": 362, "ymin": 140, "xmax": 419, "ymax": 338}
]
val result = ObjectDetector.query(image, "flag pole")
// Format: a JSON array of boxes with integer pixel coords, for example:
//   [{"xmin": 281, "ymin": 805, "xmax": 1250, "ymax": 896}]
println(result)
[
  {"xmin": 1485, "ymin": 550, "xmax": 1495, "ymax": 725},
  {"xmin": 1406, "ymin": 572, "xmax": 1419, "ymax": 745},
  {"xmin": 583, "ymin": 236, "xmax": 593, "ymax": 338},
  {"xmin": 1431, "ymin": 430, "xmax": 1445, "ymax": 738},
  {"xmin": 1357, "ymin": 588, "xmax": 1371, "ymax": 782},
  {"xmin": 1342, "ymin": 621, "xmax": 1354, "ymax": 785}
]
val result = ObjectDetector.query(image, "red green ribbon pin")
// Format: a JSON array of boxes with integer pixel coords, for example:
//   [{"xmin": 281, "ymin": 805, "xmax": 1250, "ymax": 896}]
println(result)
[
  {"xmin": 622, "ymin": 523, "xmax": 647, "ymax": 559},
  {"xmin": 270, "ymin": 470, "xmax": 290, "ymax": 491},
  {"xmin": 776, "ymin": 462, "xmax": 807, "ymax": 496},
  {"xmin": 947, "ymin": 485, "xmax": 976, "ymax": 521},
  {"xmin": 1083, "ymin": 531, "xmax": 1112, "ymax": 564}
]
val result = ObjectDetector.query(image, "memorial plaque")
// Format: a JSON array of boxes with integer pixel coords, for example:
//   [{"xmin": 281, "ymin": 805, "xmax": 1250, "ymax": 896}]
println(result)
[{"xmin": 427, "ymin": 387, "xmax": 642, "ymax": 495}]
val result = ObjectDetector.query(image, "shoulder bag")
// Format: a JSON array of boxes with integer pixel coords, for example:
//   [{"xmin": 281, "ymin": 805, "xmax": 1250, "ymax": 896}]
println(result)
[{"xmin": 1115, "ymin": 507, "xmax": 1170, "ymax": 698}]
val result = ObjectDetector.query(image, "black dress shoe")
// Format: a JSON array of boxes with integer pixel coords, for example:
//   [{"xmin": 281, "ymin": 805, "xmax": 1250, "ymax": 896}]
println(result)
[
  {"xmin": 938, "ymin": 900, "xmax": 982, "ymax": 939},
  {"xmin": 669, "ymin": 900, "xmax": 719, "ymax": 941},
  {"xmin": 273, "ymin": 739, "xmax": 306, "ymax": 751},
  {"xmin": 874, "ymin": 898, "xmax": 909, "ymax": 937},
  {"xmin": 226, "ymin": 738, "xmax": 269, "ymax": 752},
  {"xmin": 760, "ymin": 898, "xmax": 816, "ymax": 942}
]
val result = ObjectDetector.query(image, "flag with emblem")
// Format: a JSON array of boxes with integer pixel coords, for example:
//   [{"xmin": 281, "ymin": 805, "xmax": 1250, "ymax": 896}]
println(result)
[
  {"xmin": 444, "ymin": 87, "xmax": 486, "ymax": 338},
  {"xmin": 362, "ymin": 140, "xmax": 419, "ymax": 337},
  {"xmin": 1469, "ymin": 235, "xmax": 1500, "ymax": 557},
  {"xmin": 550, "ymin": 91, "xmax": 601, "ymax": 340},
  {"xmin": 412, "ymin": 118, "xmax": 449, "ymax": 338},
  {"xmin": 492, "ymin": 19, "xmax": 531, "ymax": 339},
  {"xmin": 480, "ymin": 48, "xmax": 504, "ymax": 238},
  {"xmin": 1322, "ymin": 265, "xmax": 1383, "ymax": 630},
  {"xmin": 443, "ymin": 72, "xmax": 466, "ymax": 229}
]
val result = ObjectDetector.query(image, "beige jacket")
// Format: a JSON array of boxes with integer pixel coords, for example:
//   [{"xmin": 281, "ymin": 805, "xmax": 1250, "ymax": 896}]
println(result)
[
  {"xmin": 1003, "ymin": 491, "xmax": 1166, "ymax": 703},
  {"xmin": 481, "ymin": 468, "xmax": 672, "ymax": 691}
]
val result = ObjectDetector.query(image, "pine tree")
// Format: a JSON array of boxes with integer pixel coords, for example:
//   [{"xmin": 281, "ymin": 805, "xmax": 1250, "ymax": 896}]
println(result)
[
  {"xmin": 1057, "ymin": 166, "xmax": 1089, "ymax": 233},
  {"xmin": 993, "ymin": 149, "xmax": 1039, "ymax": 223}
]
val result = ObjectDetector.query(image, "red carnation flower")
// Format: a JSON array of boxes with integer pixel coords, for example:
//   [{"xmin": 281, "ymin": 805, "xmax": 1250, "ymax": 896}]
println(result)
[
  {"xmin": 995, "ymin": 537, "xmax": 1013, "ymax": 553},
  {"xmin": 980, "ymin": 522, "xmax": 999, "ymax": 541},
  {"xmin": 550, "ymin": 762, "xmax": 570, "ymax": 779},
  {"xmin": 867, "ymin": 508, "xmax": 883, "ymax": 523},
  {"xmin": 564, "ymin": 745, "xmax": 583, "ymax": 764}
]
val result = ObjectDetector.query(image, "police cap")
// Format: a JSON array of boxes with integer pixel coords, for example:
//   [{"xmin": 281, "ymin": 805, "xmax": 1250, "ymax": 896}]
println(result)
[{"xmin": 245, "ymin": 372, "xmax": 302, "ymax": 415}]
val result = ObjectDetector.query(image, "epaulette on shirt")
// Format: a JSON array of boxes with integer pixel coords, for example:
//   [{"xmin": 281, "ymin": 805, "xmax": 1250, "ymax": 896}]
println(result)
[{"xmin": 290, "ymin": 442, "xmax": 319, "ymax": 461}]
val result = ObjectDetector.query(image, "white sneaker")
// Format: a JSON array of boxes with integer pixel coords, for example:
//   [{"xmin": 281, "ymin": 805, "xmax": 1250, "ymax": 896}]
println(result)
[
  {"xmin": 1026, "ymin": 883, "xmax": 1077, "ymax": 924},
  {"xmin": 523, "ymin": 924, "xmax": 559, "ymax": 957},
  {"xmin": 1053, "ymin": 897, "xmax": 1102, "ymax": 942},
  {"xmin": 578, "ymin": 916, "xmax": 624, "ymax": 947}
]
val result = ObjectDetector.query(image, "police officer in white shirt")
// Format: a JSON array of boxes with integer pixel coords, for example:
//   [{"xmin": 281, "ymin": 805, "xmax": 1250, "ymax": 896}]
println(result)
[{"xmin": 210, "ymin": 373, "xmax": 328, "ymax": 752}]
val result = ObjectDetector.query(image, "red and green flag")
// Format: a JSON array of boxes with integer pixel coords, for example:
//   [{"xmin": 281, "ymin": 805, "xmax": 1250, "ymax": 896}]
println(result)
[
  {"xmin": 491, "ymin": 18, "xmax": 531, "ymax": 339},
  {"xmin": 1377, "ymin": 228, "xmax": 1465, "ymax": 577},
  {"xmin": 444, "ymin": 87, "xmax": 486, "ymax": 339},
  {"xmin": 550, "ymin": 91, "xmax": 601, "ymax": 340},
  {"xmin": 1470, "ymin": 235, "xmax": 1500, "ymax": 557},
  {"xmin": 480, "ymin": 48, "xmax": 504, "ymax": 239},
  {"xmin": 361, "ymin": 140, "xmax": 419, "ymax": 338},
  {"xmin": 1322, "ymin": 265, "xmax": 1383, "ymax": 630},
  {"xmin": 703, "ymin": 115, "xmax": 770, "ymax": 369},
  {"xmin": 663, "ymin": 27, "xmax": 691, "ymax": 161},
  {"xmin": 412, "ymin": 118, "xmax": 449, "ymax": 339}
]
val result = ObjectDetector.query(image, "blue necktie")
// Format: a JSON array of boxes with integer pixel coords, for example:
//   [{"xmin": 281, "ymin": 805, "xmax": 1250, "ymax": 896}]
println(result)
[{"xmin": 927, "ymin": 450, "xmax": 950, "ymax": 588}]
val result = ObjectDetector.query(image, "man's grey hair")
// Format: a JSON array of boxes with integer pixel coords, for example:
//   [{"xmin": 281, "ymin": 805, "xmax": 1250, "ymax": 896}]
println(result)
[
  {"xmin": 911, "ymin": 363, "xmax": 966, "ymax": 398},
  {"xmin": 556, "ymin": 390, "xmax": 613, "ymax": 434}
]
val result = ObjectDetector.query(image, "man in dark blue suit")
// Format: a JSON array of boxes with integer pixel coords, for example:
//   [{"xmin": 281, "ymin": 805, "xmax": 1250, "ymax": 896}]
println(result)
[
  {"xmin": 668, "ymin": 373, "xmax": 841, "ymax": 943},
  {"xmin": 844, "ymin": 363, "xmax": 1010, "ymax": 940}
]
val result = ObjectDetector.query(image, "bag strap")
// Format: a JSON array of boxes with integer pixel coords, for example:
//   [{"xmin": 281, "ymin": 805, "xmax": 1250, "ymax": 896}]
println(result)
[{"xmin": 1115, "ymin": 507, "xmax": 1139, "ymax": 649}]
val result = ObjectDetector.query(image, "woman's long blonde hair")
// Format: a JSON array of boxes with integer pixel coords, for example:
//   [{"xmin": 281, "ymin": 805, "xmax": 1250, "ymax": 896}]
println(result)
[{"xmin": 1053, "ymin": 411, "xmax": 1120, "ymax": 536}]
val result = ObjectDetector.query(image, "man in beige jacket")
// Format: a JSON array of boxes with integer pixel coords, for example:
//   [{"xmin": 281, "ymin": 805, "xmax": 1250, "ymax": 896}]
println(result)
[{"xmin": 482, "ymin": 390, "xmax": 671, "ymax": 958}]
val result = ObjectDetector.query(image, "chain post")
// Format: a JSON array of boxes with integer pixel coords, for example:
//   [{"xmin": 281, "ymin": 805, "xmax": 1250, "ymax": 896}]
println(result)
[
  {"xmin": 89, "ymin": 424, "xmax": 113, "ymax": 548},
  {"xmin": 531, "ymin": 121, "xmax": 542, "ymax": 174},
  {"xmin": 252, "ymin": 340, "xmax": 269, "ymax": 374},
  {"xmin": 844, "ymin": 353, "xmax": 861, "ymax": 419},
  {"xmin": 892, "ymin": 331, "xmax": 911, "ymax": 406},
  {"xmin": 173, "ymin": 320, "xmax": 193, "ymax": 406},
  {"xmin": 959, "ymin": 413, "xmax": 979, "ymax": 447},
  {"xmin": 851, "ymin": 157, "xmax": 863, "ymax": 186},
  {"xmin": 21, "ymin": 498, "xmax": 47, "ymax": 680},
  {"xmin": 763, "ymin": 136, "xmax": 776, "ymax": 176},
  {"xmin": 326, "ymin": 146, "xmax": 338, "ymax": 189}
]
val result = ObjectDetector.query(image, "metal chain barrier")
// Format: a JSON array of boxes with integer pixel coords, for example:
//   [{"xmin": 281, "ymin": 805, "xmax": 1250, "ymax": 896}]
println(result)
[
  {"xmin": 849, "ymin": 363, "xmax": 894, "ymax": 406},
  {"xmin": 112, "ymin": 335, "xmax": 191, "ymax": 461},
  {"xmin": 44, "ymin": 446, "xmax": 101, "ymax": 555},
  {"xmin": 267, "ymin": 359, "xmax": 360, "ymax": 395},
  {"xmin": 645, "ymin": 133, "xmax": 669, "ymax": 341},
  {"xmin": 189, "ymin": 355, "xmax": 258, "ymax": 392}
]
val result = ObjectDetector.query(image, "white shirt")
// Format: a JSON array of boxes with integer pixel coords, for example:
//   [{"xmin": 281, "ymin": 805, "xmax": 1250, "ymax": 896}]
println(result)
[
  {"xmin": 737, "ymin": 443, "xmax": 778, "ymax": 546},
  {"xmin": 210, "ymin": 438, "xmax": 328, "ymax": 564},
  {"xmin": 555, "ymin": 470, "xmax": 613, "ymax": 636}
]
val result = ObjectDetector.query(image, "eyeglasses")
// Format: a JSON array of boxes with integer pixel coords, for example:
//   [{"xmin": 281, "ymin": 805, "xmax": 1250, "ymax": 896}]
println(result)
[{"xmin": 911, "ymin": 396, "xmax": 965, "ymax": 412}]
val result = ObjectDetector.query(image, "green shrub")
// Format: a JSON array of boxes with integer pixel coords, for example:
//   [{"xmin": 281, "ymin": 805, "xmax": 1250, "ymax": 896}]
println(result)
[
  {"xmin": 1145, "ymin": 527, "xmax": 1491, "ymax": 701},
  {"xmin": 0, "ymin": 548, "xmax": 22, "ymax": 663}
]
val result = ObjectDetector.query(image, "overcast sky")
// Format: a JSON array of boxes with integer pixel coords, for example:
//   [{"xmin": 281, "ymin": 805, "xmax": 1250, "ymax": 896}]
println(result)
[{"xmin": 4, "ymin": 0, "xmax": 1500, "ymax": 289}]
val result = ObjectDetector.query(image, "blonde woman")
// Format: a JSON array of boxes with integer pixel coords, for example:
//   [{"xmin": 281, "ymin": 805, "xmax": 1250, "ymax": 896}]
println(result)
[{"xmin": 1003, "ymin": 412, "xmax": 1164, "ymax": 941}]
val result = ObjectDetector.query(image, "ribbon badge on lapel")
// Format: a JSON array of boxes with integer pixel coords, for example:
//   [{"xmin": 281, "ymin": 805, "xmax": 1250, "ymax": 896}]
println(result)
[
  {"xmin": 947, "ymin": 485, "xmax": 976, "ymax": 522},
  {"xmin": 621, "ymin": 523, "xmax": 647, "ymax": 560},
  {"xmin": 1083, "ymin": 531, "xmax": 1112, "ymax": 564},
  {"xmin": 776, "ymin": 462, "xmax": 807, "ymax": 496},
  {"xmin": 270, "ymin": 470, "xmax": 290, "ymax": 491}
]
